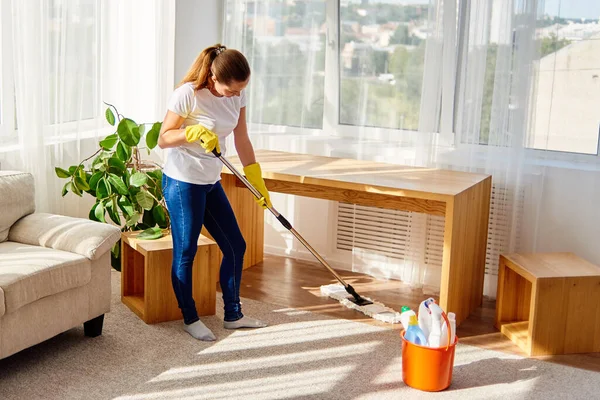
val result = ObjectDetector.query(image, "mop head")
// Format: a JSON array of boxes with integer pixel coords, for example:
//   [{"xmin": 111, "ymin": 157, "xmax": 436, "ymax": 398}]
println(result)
[{"xmin": 320, "ymin": 284, "xmax": 402, "ymax": 324}]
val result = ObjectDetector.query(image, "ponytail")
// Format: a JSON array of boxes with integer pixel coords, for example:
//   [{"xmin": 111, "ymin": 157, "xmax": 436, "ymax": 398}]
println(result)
[{"xmin": 179, "ymin": 43, "xmax": 250, "ymax": 90}]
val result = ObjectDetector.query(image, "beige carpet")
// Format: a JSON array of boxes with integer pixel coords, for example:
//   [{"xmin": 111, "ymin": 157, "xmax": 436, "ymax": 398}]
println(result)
[{"xmin": 0, "ymin": 270, "xmax": 598, "ymax": 400}]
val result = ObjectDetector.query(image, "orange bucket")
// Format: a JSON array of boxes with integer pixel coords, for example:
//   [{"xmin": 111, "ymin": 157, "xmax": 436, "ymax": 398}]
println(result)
[{"xmin": 401, "ymin": 331, "xmax": 458, "ymax": 392}]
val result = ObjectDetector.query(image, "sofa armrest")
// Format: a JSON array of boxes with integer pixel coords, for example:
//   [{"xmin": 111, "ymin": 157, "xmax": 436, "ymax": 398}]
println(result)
[{"xmin": 8, "ymin": 213, "xmax": 121, "ymax": 261}]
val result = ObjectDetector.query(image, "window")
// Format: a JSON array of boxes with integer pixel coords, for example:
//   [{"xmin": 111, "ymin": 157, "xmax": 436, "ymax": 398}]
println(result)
[
  {"xmin": 339, "ymin": 1, "xmax": 429, "ymax": 130},
  {"xmin": 0, "ymin": 2, "xmax": 16, "ymax": 140},
  {"xmin": 46, "ymin": 0, "xmax": 100, "ymax": 125},
  {"xmin": 528, "ymin": 0, "xmax": 600, "ymax": 155},
  {"xmin": 227, "ymin": 1, "xmax": 600, "ymax": 157},
  {"xmin": 477, "ymin": 0, "xmax": 600, "ymax": 154},
  {"xmin": 231, "ymin": 1, "xmax": 327, "ymax": 129},
  {"xmin": 0, "ymin": 0, "xmax": 101, "ymax": 143},
  {"xmin": 226, "ymin": 0, "xmax": 439, "ymax": 133}
]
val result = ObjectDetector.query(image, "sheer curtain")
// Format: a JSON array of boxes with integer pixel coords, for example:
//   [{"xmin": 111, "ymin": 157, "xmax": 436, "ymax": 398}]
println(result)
[
  {"xmin": 224, "ymin": 0, "xmax": 599, "ymax": 297},
  {"xmin": 0, "ymin": 0, "xmax": 174, "ymax": 216}
]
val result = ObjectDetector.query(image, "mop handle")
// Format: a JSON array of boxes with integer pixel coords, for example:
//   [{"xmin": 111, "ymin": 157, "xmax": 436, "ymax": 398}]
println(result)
[{"xmin": 212, "ymin": 148, "xmax": 350, "ymax": 288}]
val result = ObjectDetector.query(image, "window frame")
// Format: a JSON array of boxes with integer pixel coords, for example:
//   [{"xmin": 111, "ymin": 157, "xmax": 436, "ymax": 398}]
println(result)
[
  {"xmin": 322, "ymin": 0, "xmax": 456, "ymax": 144},
  {"xmin": 0, "ymin": 0, "xmax": 104, "ymax": 146},
  {"xmin": 240, "ymin": 0, "xmax": 600, "ymax": 164}
]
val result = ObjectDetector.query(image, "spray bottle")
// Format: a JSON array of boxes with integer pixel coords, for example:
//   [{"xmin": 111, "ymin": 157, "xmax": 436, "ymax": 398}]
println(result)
[
  {"xmin": 417, "ymin": 297, "xmax": 435, "ymax": 339},
  {"xmin": 427, "ymin": 303, "xmax": 444, "ymax": 347}
]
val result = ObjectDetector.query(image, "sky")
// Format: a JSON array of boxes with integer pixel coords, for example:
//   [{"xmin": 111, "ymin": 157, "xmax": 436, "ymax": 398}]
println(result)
[
  {"xmin": 352, "ymin": 0, "xmax": 600, "ymax": 20},
  {"xmin": 347, "ymin": 0, "xmax": 600, "ymax": 20},
  {"xmin": 544, "ymin": 0, "xmax": 600, "ymax": 19}
]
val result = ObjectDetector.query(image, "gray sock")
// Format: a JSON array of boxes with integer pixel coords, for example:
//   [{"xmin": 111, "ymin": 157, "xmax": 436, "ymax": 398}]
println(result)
[
  {"xmin": 224, "ymin": 316, "xmax": 268, "ymax": 329},
  {"xmin": 184, "ymin": 320, "xmax": 216, "ymax": 341}
]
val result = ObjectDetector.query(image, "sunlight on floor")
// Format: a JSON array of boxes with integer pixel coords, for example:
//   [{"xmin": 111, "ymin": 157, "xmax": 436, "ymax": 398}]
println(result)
[
  {"xmin": 115, "ymin": 366, "xmax": 355, "ymax": 400},
  {"xmin": 372, "ymin": 356, "xmax": 403, "ymax": 385},
  {"xmin": 199, "ymin": 319, "xmax": 386, "ymax": 354},
  {"xmin": 150, "ymin": 341, "xmax": 381, "ymax": 382}
]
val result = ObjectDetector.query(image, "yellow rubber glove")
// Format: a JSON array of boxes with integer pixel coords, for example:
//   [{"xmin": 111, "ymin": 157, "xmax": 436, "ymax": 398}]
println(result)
[
  {"xmin": 243, "ymin": 162, "xmax": 272, "ymax": 209},
  {"xmin": 184, "ymin": 125, "xmax": 221, "ymax": 154}
]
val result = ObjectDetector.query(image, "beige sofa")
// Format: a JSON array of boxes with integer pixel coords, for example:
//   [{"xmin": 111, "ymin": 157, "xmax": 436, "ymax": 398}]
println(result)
[{"xmin": 0, "ymin": 171, "xmax": 121, "ymax": 360}]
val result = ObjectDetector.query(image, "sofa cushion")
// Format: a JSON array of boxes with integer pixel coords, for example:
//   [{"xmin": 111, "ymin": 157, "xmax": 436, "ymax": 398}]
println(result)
[
  {"xmin": 0, "ymin": 171, "xmax": 35, "ymax": 243},
  {"xmin": 0, "ymin": 241, "xmax": 91, "ymax": 316}
]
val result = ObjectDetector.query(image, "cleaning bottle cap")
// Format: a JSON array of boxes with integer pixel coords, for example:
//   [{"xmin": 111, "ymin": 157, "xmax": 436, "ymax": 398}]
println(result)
[{"xmin": 401, "ymin": 306, "xmax": 411, "ymax": 313}]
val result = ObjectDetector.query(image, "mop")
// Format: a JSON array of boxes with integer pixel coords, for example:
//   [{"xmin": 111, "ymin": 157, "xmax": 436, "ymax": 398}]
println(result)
[{"xmin": 210, "ymin": 146, "xmax": 402, "ymax": 324}]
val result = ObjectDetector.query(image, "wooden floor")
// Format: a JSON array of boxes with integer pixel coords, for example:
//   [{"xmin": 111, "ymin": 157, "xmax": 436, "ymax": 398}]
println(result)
[{"xmin": 233, "ymin": 254, "xmax": 600, "ymax": 373}]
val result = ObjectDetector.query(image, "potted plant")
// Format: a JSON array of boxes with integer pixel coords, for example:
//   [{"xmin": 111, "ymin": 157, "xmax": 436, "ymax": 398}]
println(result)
[{"xmin": 55, "ymin": 104, "xmax": 169, "ymax": 271}]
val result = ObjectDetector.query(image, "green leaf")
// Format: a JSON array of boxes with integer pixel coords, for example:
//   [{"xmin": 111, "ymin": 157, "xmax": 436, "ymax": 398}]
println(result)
[
  {"xmin": 106, "ymin": 201, "xmax": 121, "ymax": 225},
  {"xmin": 117, "ymin": 118, "xmax": 140, "ymax": 146},
  {"xmin": 108, "ymin": 157, "xmax": 126, "ymax": 174},
  {"xmin": 68, "ymin": 166, "xmax": 77, "ymax": 174},
  {"xmin": 118, "ymin": 196, "xmax": 134, "ymax": 217},
  {"xmin": 136, "ymin": 191, "xmax": 154, "ymax": 210},
  {"xmin": 142, "ymin": 209, "xmax": 156, "ymax": 227},
  {"xmin": 77, "ymin": 167, "xmax": 86, "ymax": 180},
  {"xmin": 116, "ymin": 141, "xmax": 132, "ymax": 162},
  {"xmin": 94, "ymin": 202, "xmax": 106, "ymax": 223},
  {"xmin": 89, "ymin": 171, "xmax": 103, "ymax": 191},
  {"xmin": 89, "ymin": 202, "xmax": 100, "ymax": 221},
  {"xmin": 146, "ymin": 122, "xmax": 161, "ymax": 150},
  {"xmin": 108, "ymin": 173, "xmax": 129, "ymax": 195},
  {"xmin": 111, "ymin": 242, "xmax": 120, "ymax": 258},
  {"xmin": 70, "ymin": 180, "xmax": 82, "ymax": 197},
  {"xmin": 105, "ymin": 107, "xmax": 116, "ymax": 126},
  {"xmin": 74, "ymin": 176, "xmax": 90, "ymax": 192},
  {"xmin": 138, "ymin": 123, "xmax": 147, "ymax": 137},
  {"xmin": 97, "ymin": 177, "xmax": 110, "ymax": 199},
  {"xmin": 92, "ymin": 156, "xmax": 104, "ymax": 171},
  {"xmin": 55, "ymin": 167, "xmax": 71, "ymax": 179},
  {"xmin": 126, "ymin": 212, "xmax": 141, "ymax": 227},
  {"xmin": 147, "ymin": 169, "xmax": 163, "ymax": 183},
  {"xmin": 99, "ymin": 133, "xmax": 118, "ymax": 150},
  {"xmin": 137, "ymin": 227, "xmax": 163, "ymax": 240},
  {"xmin": 152, "ymin": 206, "xmax": 168, "ymax": 229},
  {"xmin": 62, "ymin": 182, "xmax": 71, "ymax": 197},
  {"xmin": 130, "ymin": 172, "xmax": 147, "ymax": 187}
]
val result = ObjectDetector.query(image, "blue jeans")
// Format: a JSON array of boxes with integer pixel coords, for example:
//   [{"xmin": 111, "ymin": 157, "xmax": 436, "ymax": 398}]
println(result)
[{"xmin": 162, "ymin": 174, "xmax": 246, "ymax": 324}]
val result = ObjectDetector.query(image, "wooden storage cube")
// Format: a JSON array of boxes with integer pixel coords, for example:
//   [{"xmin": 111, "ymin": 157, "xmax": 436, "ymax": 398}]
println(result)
[
  {"xmin": 121, "ymin": 232, "xmax": 219, "ymax": 324},
  {"xmin": 495, "ymin": 253, "xmax": 600, "ymax": 356}
]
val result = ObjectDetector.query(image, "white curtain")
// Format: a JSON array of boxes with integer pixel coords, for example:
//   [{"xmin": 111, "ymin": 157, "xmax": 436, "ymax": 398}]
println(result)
[
  {"xmin": 0, "ymin": 0, "xmax": 174, "ymax": 216},
  {"xmin": 225, "ymin": 0, "xmax": 599, "ymax": 298}
]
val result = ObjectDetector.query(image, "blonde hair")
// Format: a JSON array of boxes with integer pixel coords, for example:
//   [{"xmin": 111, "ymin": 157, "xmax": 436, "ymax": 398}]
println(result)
[{"xmin": 179, "ymin": 44, "xmax": 250, "ymax": 90}]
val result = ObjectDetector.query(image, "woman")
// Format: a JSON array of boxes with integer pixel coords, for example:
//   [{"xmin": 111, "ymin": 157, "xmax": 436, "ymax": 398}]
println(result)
[{"xmin": 158, "ymin": 44, "xmax": 271, "ymax": 341}]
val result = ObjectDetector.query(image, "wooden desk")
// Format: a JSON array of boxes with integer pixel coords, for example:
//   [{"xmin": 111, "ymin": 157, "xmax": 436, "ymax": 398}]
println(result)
[{"xmin": 219, "ymin": 150, "xmax": 492, "ymax": 325}]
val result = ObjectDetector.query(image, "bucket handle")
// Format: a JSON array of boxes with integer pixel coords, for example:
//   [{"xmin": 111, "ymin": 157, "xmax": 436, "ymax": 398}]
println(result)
[{"xmin": 441, "ymin": 311, "xmax": 452, "ymax": 350}]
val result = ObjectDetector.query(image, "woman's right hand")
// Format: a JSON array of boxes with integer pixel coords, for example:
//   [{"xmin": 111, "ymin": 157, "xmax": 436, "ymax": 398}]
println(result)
[{"xmin": 185, "ymin": 125, "xmax": 221, "ymax": 154}]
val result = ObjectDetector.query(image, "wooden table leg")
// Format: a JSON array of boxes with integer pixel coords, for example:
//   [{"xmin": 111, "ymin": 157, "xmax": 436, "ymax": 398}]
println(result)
[
  {"xmin": 203, "ymin": 173, "xmax": 264, "ymax": 271},
  {"xmin": 440, "ymin": 176, "xmax": 492, "ymax": 325}
]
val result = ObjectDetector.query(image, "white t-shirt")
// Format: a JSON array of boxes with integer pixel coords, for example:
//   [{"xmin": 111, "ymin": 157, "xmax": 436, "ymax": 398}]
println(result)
[{"xmin": 163, "ymin": 82, "xmax": 246, "ymax": 185}]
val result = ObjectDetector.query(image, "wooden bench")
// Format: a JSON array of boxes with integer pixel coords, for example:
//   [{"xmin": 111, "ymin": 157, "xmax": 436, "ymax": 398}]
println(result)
[
  {"xmin": 121, "ymin": 231, "xmax": 219, "ymax": 324},
  {"xmin": 219, "ymin": 150, "xmax": 492, "ymax": 325},
  {"xmin": 495, "ymin": 252, "xmax": 600, "ymax": 355}
]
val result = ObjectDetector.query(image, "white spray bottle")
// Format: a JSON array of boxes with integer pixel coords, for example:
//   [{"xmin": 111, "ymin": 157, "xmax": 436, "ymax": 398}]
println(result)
[
  {"xmin": 427, "ymin": 303, "xmax": 444, "ymax": 347},
  {"xmin": 417, "ymin": 297, "xmax": 435, "ymax": 339}
]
